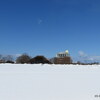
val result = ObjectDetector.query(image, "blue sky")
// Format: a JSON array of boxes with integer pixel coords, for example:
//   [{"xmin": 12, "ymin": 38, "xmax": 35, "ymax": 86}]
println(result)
[{"xmin": 0, "ymin": 0, "xmax": 100, "ymax": 59}]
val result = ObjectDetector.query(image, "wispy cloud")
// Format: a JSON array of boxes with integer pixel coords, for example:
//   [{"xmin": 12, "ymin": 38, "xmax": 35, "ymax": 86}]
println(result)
[
  {"xmin": 37, "ymin": 19, "xmax": 43, "ymax": 24},
  {"xmin": 13, "ymin": 54, "xmax": 22, "ymax": 57},
  {"xmin": 78, "ymin": 51, "xmax": 87, "ymax": 57},
  {"xmin": 78, "ymin": 51, "xmax": 100, "ymax": 63}
]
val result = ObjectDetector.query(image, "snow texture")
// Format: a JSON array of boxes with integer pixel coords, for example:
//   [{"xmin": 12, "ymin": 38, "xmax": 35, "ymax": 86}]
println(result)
[{"xmin": 0, "ymin": 64, "xmax": 100, "ymax": 100}]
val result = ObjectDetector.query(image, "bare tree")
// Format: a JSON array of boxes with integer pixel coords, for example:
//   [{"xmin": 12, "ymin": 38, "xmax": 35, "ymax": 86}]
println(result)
[
  {"xmin": 0, "ymin": 54, "xmax": 2, "ymax": 60},
  {"xmin": 2, "ymin": 55, "xmax": 14, "ymax": 62}
]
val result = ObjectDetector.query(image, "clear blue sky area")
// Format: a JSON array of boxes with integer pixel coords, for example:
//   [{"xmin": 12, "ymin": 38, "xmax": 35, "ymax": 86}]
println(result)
[{"xmin": 0, "ymin": 0, "xmax": 100, "ymax": 57}]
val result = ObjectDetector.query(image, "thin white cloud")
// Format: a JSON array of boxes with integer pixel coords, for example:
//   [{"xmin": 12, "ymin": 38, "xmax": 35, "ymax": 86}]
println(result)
[
  {"xmin": 89, "ymin": 56, "xmax": 100, "ymax": 62},
  {"xmin": 78, "ymin": 51, "xmax": 100, "ymax": 63},
  {"xmin": 13, "ymin": 54, "xmax": 22, "ymax": 57},
  {"xmin": 78, "ymin": 51, "xmax": 87, "ymax": 57},
  {"xmin": 38, "ymin": 19, "xmax": 43, "ymax": 24}
]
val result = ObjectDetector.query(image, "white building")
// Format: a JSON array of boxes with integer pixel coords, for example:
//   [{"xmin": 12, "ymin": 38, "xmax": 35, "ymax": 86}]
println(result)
[{"xmin": 56, "ymin": 50, "xmax": 70, "ymax": 58}]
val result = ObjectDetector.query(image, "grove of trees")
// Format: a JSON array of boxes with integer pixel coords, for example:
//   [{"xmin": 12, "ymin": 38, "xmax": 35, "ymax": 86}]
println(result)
[
  {"xmin": 0, "ymin": 54, "xmax": 14, "ymax": 63},
  {"xmin": 16, "ymin": 54, "xmax": 31, "ymax": 64}
]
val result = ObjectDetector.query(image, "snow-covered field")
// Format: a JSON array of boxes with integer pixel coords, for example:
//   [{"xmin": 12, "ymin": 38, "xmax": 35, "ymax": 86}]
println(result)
[{"xmin": 0, "ymin": 64, "xmax": 100, "ymax": 100}]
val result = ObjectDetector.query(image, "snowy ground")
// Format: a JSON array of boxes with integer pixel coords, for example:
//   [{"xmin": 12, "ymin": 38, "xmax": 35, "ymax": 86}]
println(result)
[{"xmin": 0, "ymin": 64, "xmax": 100, "ymax": 100}]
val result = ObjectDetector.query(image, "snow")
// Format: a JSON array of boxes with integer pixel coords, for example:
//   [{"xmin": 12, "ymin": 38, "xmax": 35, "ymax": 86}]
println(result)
[{"xmin": 0, "ymin": 64, "xmax": 100, "ymax": 100}]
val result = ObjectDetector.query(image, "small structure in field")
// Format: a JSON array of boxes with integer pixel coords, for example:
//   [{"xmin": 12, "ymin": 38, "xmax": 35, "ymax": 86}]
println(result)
[{"xmin": 50, "ymin": 50, "xmax": 72, "ymax": 64}]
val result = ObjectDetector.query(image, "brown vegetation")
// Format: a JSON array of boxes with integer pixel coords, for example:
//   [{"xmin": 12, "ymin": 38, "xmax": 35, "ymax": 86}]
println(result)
[
  {"xmin": 29, "ymin": 56, "xmax": 52, "ymax": 64},
  {"xmin": 16, "ymin": 54, "xmax": 31, "ymax": 64}
]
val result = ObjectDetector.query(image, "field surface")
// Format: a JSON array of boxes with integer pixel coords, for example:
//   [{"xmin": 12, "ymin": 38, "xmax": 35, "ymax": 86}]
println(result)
[{"xmin": 0, "ymin": 64, "xmax": 100, "ymax": 100}]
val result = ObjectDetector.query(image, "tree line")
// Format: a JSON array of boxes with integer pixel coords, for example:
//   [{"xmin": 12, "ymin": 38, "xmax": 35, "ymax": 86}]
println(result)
[
  {"xmin": 0, "ymin": 54, "xmax": 99, "ymax": 65},
  {"xmin": 0, "ymin": 54, "xmax": 51, "ymax": 64}
]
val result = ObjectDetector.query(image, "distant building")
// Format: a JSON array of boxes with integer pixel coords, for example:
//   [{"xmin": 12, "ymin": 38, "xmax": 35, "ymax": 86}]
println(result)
[
  {"xmin": 50, "ymin": 50, "xmax": 72, "ymax": 64},
  {"xmin": 56, "ymin": 50, "xmax": 69, "ymax": 58}
]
